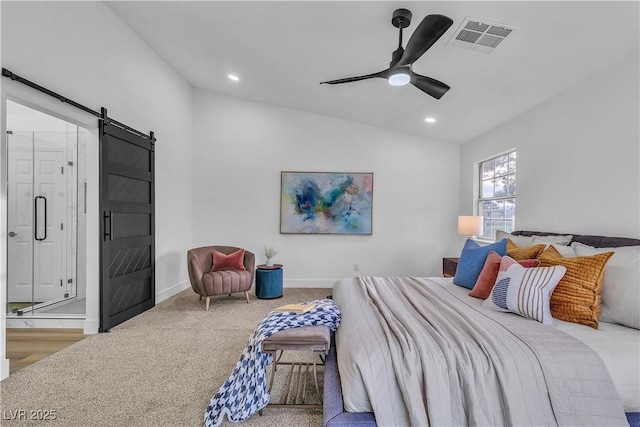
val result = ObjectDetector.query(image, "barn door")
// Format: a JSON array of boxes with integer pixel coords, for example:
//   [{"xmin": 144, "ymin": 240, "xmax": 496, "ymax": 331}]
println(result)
[{"xmin": 99, "ymin": 110, "xmax": 155, "ymax": 331}]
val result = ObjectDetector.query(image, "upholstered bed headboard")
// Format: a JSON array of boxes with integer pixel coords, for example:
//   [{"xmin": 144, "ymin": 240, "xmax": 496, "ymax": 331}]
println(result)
[{"xmin": 511, "ymin": 230, "xmax": 640, "ymax": 248}]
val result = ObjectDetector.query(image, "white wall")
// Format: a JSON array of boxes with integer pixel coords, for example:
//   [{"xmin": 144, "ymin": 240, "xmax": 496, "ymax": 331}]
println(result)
[
  {"xmin": 460, "ymin": 53, "xmax": 640, "ymax": 238},
  {"xmin": 1, "ymin": 1, "xmax": 194, "ymax": 301},
  {"xmin": 193, "ymin": 90, "xmax": 460, "ymax": 286}
]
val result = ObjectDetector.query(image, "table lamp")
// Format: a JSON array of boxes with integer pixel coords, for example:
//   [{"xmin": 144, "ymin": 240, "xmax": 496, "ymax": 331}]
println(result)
[{"xmin": 458, "ymin": 215, "xmax": 483, "ymax": 238}]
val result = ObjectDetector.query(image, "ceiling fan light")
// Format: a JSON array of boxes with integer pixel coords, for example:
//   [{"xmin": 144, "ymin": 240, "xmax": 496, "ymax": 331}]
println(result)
[{"xmin": 388, "ymin": 71, "xmax": 411, "ymax": 86}]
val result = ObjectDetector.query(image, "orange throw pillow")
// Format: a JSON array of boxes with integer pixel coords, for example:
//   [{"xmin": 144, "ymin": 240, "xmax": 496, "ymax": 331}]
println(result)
[
  {"xmin": 537, "ymin": 245, "xmax": 613, "ymax": 329},
  {"xmin": 212, "ymin": 249, "xmax": 246, "ymax": 271},
  {"xmin": 506, "ymin": 239, "xmax": 546, "ymax": 261},
  {"xmin": 469, "ymin": 251, "xmax": 541, "ymax": 299}
]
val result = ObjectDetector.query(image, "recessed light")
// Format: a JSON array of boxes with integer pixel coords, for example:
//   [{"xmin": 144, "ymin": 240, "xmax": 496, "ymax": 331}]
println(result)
[
  {"xmin": 228, "ymin": 74, "xmax": 240, "ymax": 82},
  {"xmin": 425, "ymin": 117, "xmax": 436, "ymax": 123}
]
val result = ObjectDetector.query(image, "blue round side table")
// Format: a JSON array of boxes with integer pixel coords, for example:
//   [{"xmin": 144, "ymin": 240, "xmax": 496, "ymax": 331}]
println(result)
[{"xmin": 255, "ymin": 264, "xmax": 284, "ymax": 299}]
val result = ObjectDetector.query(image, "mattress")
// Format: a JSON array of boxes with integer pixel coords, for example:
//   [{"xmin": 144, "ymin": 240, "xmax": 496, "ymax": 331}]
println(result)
[
  {"xmin": 440, "ymin": 277, "xmax": 640, "ymax": 412},
  {"xmin": 336, "ymin": 277, "xmax": 640, "ymax": 415},
  {"xmin": 555, "ymin": 319, "xmax": 640, "ymax": 411}
]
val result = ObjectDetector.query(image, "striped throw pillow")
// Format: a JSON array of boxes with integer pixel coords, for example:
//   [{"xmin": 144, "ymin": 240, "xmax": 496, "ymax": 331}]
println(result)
[{"xmin": 483, "ymin": 255, "xmax": 567, "ymax": 325}]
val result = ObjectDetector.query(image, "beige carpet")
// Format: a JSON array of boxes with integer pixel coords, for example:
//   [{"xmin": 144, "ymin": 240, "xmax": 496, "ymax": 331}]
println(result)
[{"xmin": 0, "ymin": 288, "xmax": 332, "ymax": 426}]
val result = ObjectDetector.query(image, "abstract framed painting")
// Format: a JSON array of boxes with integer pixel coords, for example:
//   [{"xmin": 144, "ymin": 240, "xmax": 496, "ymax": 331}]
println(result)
[{"xmin": 280, "ymin": 171, "xmax": 373, "ymax": 235}]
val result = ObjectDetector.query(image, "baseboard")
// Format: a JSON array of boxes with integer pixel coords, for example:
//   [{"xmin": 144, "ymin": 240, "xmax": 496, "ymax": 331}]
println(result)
[
  {"xmin": 0, "ymin": 358, "xmax": 9, "ymax": 381},
  {"xmin": 283, "ymin": 279, "xmax": 340, "ymax": 289},
  {"xmin": 83, "ymin": 318, "xmax": 99, "ymax": 335},
  {"xmin": 6, "ymin": 317, "xmax": 85, "ymax": 329},
  {"xmin": 156, "ymin": 280, "xmax": 190, "ymax": 304},
  {"xmin": 155, "ymin": 279, "xmax": 337, "ymax": 297}
]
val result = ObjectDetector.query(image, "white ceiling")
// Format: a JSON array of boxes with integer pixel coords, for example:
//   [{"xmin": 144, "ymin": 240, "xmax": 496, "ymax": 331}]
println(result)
[{"xmin": 106, "ymin": 1, "xmax": 639, "ymax": 144}]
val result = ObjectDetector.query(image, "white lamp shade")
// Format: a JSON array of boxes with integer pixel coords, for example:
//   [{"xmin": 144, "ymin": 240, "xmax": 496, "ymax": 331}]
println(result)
[{"xmin": 458, "ymin": 216, "xmax": 483, "ymax": 237}]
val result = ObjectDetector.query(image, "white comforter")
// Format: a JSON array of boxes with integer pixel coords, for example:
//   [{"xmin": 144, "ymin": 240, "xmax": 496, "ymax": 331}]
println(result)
[{"xmin": 334, "ymin": 276, "xmax": 629, "ymax": 426}]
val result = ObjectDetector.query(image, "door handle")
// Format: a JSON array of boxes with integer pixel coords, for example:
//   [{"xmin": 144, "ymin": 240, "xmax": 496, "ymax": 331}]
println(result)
[
  {"xmin": 34, "ymin": 196, "xmax": 47, "ymax": 241},
  {"xmin": 8, "ymin": 231, "xmax": 17, "ymax": 237},
  {"xmin": 103, "ymin": 210, "xmax": 114, "ymax": 241}
]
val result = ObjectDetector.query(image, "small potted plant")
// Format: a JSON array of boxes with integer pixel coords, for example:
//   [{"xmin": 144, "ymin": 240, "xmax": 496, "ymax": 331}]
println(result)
[{"xmin": 264, "ymin": 246, "xmax": 278, "ymax": 267}]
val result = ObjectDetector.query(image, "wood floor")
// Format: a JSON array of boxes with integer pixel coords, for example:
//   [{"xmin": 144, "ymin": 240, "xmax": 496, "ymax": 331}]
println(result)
[{"xmin": 6, "ymin": 328, "xmax": 87, "ymax": 374}]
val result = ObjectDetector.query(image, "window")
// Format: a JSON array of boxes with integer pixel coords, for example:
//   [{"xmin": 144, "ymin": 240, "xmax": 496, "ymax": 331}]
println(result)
[{"xmin": 479, "ymin": 151, "xmax": 516, "ymax": 239}]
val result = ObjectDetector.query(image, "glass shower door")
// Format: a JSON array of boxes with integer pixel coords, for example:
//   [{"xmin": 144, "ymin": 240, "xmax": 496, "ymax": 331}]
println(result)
[{"xmin": 6, "ymin": 130, "xmax": 77, "ymax": 314}]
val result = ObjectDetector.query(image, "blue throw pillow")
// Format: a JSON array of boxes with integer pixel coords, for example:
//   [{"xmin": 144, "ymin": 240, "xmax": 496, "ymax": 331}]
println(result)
[{"xmin": 453, "ymin": 238, "xmax": 508, "ymax": 289}]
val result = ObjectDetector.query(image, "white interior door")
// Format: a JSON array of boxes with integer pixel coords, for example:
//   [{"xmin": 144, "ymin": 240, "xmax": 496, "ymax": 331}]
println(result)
[{"xmin": 7, "ymin": 134, "xmax": 34, "ymax": 302}]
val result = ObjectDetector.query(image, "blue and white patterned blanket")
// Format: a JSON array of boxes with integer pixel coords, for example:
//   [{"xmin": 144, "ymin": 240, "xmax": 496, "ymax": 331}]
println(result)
[{"xmin": 204, "ymin": 298, "xmax": 341, "ymax": 427}]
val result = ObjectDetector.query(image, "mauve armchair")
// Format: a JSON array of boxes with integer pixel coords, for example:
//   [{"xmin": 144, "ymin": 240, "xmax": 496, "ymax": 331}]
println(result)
[{"xmin": 187, "ymin": 246, "xmax": 255, "ymax": 311}]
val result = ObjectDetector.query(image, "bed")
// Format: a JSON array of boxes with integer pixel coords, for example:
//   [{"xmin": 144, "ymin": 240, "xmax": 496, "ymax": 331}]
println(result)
[{"xmin": 323, "ymin": 231, "xmax": 640, "ymax": 426}]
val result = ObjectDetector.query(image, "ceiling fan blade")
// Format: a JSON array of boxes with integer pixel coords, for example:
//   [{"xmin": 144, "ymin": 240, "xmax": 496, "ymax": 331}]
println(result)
[
  {"xmin": 320, "ymin": 70, "xmax": 388, "ymax": 85},
  {"xmin": 410, "ymin": 72, "xmax": 450, "ymax": 99},
  {"xmin": 397, "ymin": 14, "xmax": 453, "ymax": 67}
]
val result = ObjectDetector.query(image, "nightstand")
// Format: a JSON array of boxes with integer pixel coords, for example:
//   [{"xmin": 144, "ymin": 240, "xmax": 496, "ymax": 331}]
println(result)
[{"xmin": 442, "ymin": 257, "xmax": 459, "ymax": 278}]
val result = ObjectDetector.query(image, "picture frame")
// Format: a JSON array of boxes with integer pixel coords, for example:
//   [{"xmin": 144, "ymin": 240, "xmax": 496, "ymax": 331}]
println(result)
[{"xmin": 280, "ymin": 171, "xmax": 373, "ymax": 235}]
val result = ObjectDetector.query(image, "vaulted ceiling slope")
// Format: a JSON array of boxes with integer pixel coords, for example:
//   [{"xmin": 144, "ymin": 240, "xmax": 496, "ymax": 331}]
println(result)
[{"xmin": 106, "ymin": 1, "xmax": 640, "ymax": 143}]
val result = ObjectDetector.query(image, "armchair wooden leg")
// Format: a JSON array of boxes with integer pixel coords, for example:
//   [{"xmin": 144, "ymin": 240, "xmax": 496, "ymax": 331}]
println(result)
[
  {"xmin": 244, "ymin": 291, "xmax": 250, "ymax": 304},
  {"xmin": 205, "ymin": 296, "xmax": 211, "ymax": 311}
]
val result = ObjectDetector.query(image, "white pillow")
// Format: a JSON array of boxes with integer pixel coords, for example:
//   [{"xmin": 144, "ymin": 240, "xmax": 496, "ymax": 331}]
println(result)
[
  {"xmin": 571, "ymin": 242, "xmax": 640, "ymax": 329},
  {"xmin": 483, "ymin": 255, "xmax": 566, "ymax": 325},
  {"xmin": 495, "ymin": 230, "xmax": 532, "ymax": 247},
  {"xmin": 532, "ymin": 239, "xmax": 577, "ymax": 257},
  {"xmin": 532, "ymin": 234, "xmax": 573, "ymax": 245},
  {"xmin": 496, "ymin": 230, "xmax": 573, "ymax": 247}
]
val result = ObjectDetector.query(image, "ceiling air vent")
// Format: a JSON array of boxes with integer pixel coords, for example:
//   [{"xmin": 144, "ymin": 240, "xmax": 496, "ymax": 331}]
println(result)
[{"xmin": 447, "ymin": 17, "xmax": 517, "ymax": 55}]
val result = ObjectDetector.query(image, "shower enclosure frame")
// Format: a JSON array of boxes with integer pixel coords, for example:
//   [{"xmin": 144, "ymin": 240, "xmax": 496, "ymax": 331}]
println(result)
[{"xmin": 6, "ymin": 125, "xmax": 82, "ymax": 316}]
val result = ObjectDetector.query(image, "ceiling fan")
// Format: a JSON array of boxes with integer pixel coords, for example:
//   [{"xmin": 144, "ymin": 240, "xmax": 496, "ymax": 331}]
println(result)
[{"xmin": 320, "ymin": 9, "xmax": 453, "ymax": 99}]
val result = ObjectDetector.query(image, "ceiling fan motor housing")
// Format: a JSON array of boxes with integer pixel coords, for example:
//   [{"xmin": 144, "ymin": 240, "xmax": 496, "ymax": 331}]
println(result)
[{"xmin": 392, "ymin": 8, "xmax": 412, "ymax": 29}]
